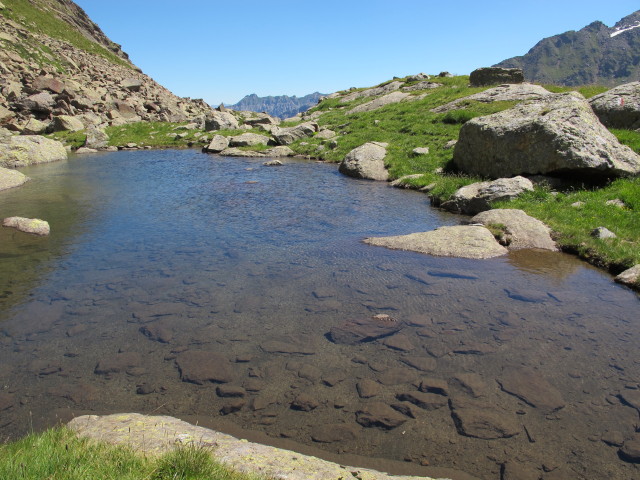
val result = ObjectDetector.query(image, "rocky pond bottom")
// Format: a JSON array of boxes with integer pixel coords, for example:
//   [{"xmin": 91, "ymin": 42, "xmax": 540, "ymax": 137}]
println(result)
[{"xmin": 0, "ymin": 150, "xmax": 638, "ymax": 480}]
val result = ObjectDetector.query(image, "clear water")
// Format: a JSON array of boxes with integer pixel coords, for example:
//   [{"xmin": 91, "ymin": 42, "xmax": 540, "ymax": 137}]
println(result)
[{"xmin": 0, "ymin": 150, "xmax": 638, "ymax": 480}]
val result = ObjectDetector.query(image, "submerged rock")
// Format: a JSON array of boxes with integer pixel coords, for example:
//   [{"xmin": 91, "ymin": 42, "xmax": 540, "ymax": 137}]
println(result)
[
  {"xmin": 356, "ymin": 402, "xmax": 407, "ymax": 430},
  {"xmin": 364, "ymin": 225, "xmax": 508, "ymax": 259},
  {"xmin": 497, "ymin": 367, "xmax": 565, "ymax": 413},
  {"xmin": 449, "ymin": 397, "xmax": 520, "ymax": 439},
  {"xmin": 175, "ymin": 350, "xmax": 234, "ymax": 384},
  {"xmin": 329, "ymin": 314, "xmax": 402, "ymax": 345}
]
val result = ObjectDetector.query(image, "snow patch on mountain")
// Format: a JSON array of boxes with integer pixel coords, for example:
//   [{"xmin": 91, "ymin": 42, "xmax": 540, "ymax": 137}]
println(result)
[{"xmin": 610, "ymin": 21, "xmax": 640, "ymax": 37}]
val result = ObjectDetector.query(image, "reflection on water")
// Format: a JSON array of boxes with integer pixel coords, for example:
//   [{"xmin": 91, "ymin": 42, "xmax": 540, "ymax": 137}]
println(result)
[{"xmin": 0, "ymin": 150, "xmax": 638, "ymax": 480}]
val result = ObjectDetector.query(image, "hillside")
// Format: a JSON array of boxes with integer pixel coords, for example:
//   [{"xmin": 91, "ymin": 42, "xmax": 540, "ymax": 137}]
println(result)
[
  {"xmin": 227, "ymin": 92, "xmax": 326, "ymax": 119},
  {"xmin": 495, "ymin": 10, "xmax": 640, "ymax": 86},
  {"xmin": 0, "ymin": 0, "xmax": 213, "ymax": 134}
]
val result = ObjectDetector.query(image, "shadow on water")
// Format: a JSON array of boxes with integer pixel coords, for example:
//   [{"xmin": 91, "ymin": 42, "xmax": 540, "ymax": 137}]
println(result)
[{"xmin": 0, "ymin": 150, "xmax": 638, "ymax": 480}]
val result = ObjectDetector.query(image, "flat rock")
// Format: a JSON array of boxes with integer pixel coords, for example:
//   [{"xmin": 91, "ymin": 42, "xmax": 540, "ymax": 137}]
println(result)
[
  {"xmin": 95, "ymin": 352, "xmax": 142, "ymax": 375},
  {"xmin": 216, "ymin": 385, "xmax": 246, "ymax": 398},
  {"xmin": 441, "ymin": 176, "xmax": 534, "ymax": 214},
  {"xmin": 618, "ymin": 390, "xmax": 640, "ymax": 412},
  {"xmin": 263, "ymin": 146, "xmax": 294, "ymax": 157},
  {"xmin": 377, "ymin": 368, "xmax": 418, "ymax": 386},
  {"xmin": 356, "ymin": 402, "xmax": 407, "ymax": 430},
  {"xmin": 471, "ymin": 209, "xmax": 558, "ymax": 251},
  {"xmin": 397, "ymin": 391, "xmax": 448, "ymax": 411},
  {"xmin": 339, "ymin": 142, "xmax": 389, "ymax": 181},
  {"xmin": 497, "ymin": 367, "xmax": 565, "ymax": 413},
  {"xmin": 433, "ymin": 83, "xmax": 550, "ymax": 113},
  {"xmin": 228, "ymin": 133, "xmax": 270, "ymax": 147},
  {"xmin": 0, "ymin": 167, "xmax": 29, "ymax": 191},
  {"xmin": 418, "ymin": 378, "xmax": 448, "ymax": 396},
  {"xmin": 70, "ymin": 413, "xmax": 444, "ymax": 479},
  {"xmin": 449, "ymin": 397, "xmax": 520, "ymax": 439},
  {"xmin": 310, "ymin": 423, "xmax": 360, "ymax": 443},
  {"xmin": 329, "ymin": 314, "xmax": 402, "ymax": 345},
  {"xmin": 0, "ymin": 134, "xmax": 67, "ymax": 168},
  {"xmin": 347, "ymin": 91, "xmax": 410, "ymax": 114},
  {"xmin": 291, "ymin": 393, "xmax": 319, "ymax": 411},
  {"xmin": 619, "ymin": 437, "xmax": 640, "ymax": 463},
  {"xmin": 175, "ymin": 350, "xmax": 234, "ymax": 384},
  {"xmin": 271, "ymin": 122, "xmax": 317, "ymax": 145},
  {"xmin": 453, "ymin": 92, "xmax": 640, "ymax": 179},
  {"xmin": 357, "ymin": 379, "xmax": 382, "ymax": 398},
  {"xmin": 139, "ymin": 322, "xmax": 174, "ymax": 343},
  {"xmin": 400, "ymin": 356, "xmax": 437, "ymax": 372},
  {"xmin": 3, "ymin": 216, "xmax": 50, "ymax": 236},
  {"xmin": 364, "ymin": 226, "xmax": 508, "ymax": 259},
  {"xmin": 260, "ymin": 339, "xmax": 315, "ymax": 355},
  {"xmin": 382, "ymin": 333, "xmax": 415, "ymax": 351},
  {"xmin": 340, "ymin": 81, "xmax": 404, "ymax": 103},
  {"xmin": 450, "ymin": 373, "xmax": 488, "ymax": 398}
]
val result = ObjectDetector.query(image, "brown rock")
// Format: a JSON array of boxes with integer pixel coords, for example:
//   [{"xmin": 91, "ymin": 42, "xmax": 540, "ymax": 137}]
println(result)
[
  {"xmin": 418, "ymin": 378, "xmax": 448, "ymax": 396},
  {"xmin": 95, "ymin": 352, "xmax": 142, "ymax": 375},
  {"xmin": 139, "ymin": 322, "xmax": 174, "ymax": 343},
  {"xmin": 502, "ymin": 461, "xmax": 541, "ymax": 480},
  {"xmin": 377, "ymin": 368, "xmax": 417, "ymax": 386},
  {"xmin": 357, "ymin": 379, "xmax": 382, "ymax": 398},
  {"xmin": 220, "ymin": 399, "xmax": 246, "ymax": 415},
  {"xmin": 216, "ymin": 385, "xmax": 246, "ymax": 398},
  {"xmin": 382, "ymin": 333, "xmax": 415, "ymax": 352},
  {"xmin": 329, "ymin": 314, "xmax": 402, "ymax": 345},
  {"xmin": 310, "ymin": 423, "xmax": 360, "ymax": 443},
  {"xmin": 356, "ymin": 402, "xmax": 407, "ymax": 430},
  {"xmin": 450, "ymin": 373, "xmax": 488, "ymax": 398},
  {"xmin": 175, "ymin": 350, "xmax": 234, "ymax": 384},
  {"xmin": 449, "ymin": 398, "xmax": 520, "ymax": 439},
  {"xmin": 397, "ymin": 391, "xmax": 448, "ymax": 411},
  {"xmin": 260, "ymin": 340, "xmax": 315, "ymax": 355},
  {"xmin": 291, "ymin": 393, "xmax": 319, "ymax": 412},
  {"xmin": 0, "ymin": 392, "xmax": 14, "ymax": 411},
  {"xmin": 619, "ymin": 437, "xmax": 640, "ymax": 463},
  {"xmin": 498, "ymin": 367, "xmax": 565, "ymax": 413},
  {"xmin": 400, "ymin": 356, "xmax": 437, "ymax": 372}
]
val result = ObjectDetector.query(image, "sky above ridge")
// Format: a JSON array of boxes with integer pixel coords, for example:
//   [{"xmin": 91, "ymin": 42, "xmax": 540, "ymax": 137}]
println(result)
[{"xmin": 74, "ymin": 0, "xmax": 639, "ymax": 107}]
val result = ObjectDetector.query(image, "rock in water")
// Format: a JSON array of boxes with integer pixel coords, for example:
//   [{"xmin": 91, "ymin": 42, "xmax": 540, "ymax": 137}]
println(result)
[
  {"xmin": 0, "ymin": 167, "xmax": 30, "ymax": 191},
  {"xmin": 0, "ymin": 135, "xmax": 67, "ymax": 168},
  {"xmin": 589, "ymin": 82, "xmax": 640, "ymax": 129},
  {"xmin": 497, "ymin": 367, "xmax": 565, "ymax": 413},
  {"xmin": 3, "ymin": 216, "xmax": 50, "ymax": 236},
  {"xmin": 614, "ymin": 264, "xmax": 640, "ymax": 288},
  {"xmin": 329, "ymin": 314, "xmax": 402, "ymax": 345},
  {"xmin": 175, "ymin": 350, "xmax": 234, "ymax": 384},
  {"xmin": 364, "ymin": 225, "xmax": 508, "ymax": 259},
  {"xmin": 453, "ymin": 92, "xmax": 640, "ymax": 179},
  {"xmin": 471, "ymin": 209, "xmax": 557, "ymax": 251},
  {"xmin": 339, "ymin": 142, "xmax": 389, "ymax": 181},
  {"xmin": 356, "ymin": 402, "xmax": 407, "ymax": 430}
]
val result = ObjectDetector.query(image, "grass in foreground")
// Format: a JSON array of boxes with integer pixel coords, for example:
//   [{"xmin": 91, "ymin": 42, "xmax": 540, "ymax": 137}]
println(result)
[{"xmin": 0, "ymin": 427, "xmax": 267, "ymax": 480}]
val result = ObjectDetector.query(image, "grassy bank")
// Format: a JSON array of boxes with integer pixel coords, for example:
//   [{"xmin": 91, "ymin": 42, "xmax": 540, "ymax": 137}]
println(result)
[{"xmin": 0, "ymin": 426, "xmax": 266, "ymax": 480}]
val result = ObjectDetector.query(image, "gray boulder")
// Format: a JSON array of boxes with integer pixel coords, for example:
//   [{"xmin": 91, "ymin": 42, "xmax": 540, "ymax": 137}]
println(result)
[
  {"xmin": 339, "ymin": 142, "xmax": 389, "ymax": 181},
  {"xmin": 31, "ymin": 76, "xmax": 65, "ymax": 94},
  {"xmin": 615, "ymin": 265, "xmax": 640, "ymax": 288},
  {"xmin": 0, "ymin": 135, "xmax": 67, "ymax": 168},
  {"xmin": 20, "ymin": 118, "xmax": 50, "ymax": 135},
  {"xmin": 469, "ymin": 67, "xmax": 524, "ymax": 87},
  {"xmin": 3, "ymin": 216, "xmax": 50, "ymax": 236},
  {"xmin": 0, "ymin": 167, "xmax": 29, "ymax": 191},
  {"xmin": 364, "ymin": 225, "xmax": 508, "ymax": 259},
  {"xmin": 340, "ymin": 81, "xmax": 404, "ymax": 103},
  {"xmin": 204, "ymin": 135, "xmax": 229, "ymax": 153},
  {"xmin": 15, "ymin": 91, "xmax": 56, "ymax": 113},
  {"xmin": 228, "ymin": 133, "xmax": 270, "ymax": 147},
  {"xmin": 84, "ymin": 126, "xmax": 109, "ymax": 149},
  {"xmin": 589, "ymin": 82, "xmax": 640, "ymax": 129},
  {"xmin": 591, "ymin": 226, "xmax": 617, "ymax": 239},
  {"xmin": 432, "ymin": 83, "xmax": 551, "ymax": 113},
  {"xmin": 241, "ymin": 112, "xmax": 280, "ymax": 127},
  {"xmin": 453, "ymin": 92, "xmax": 640, "ymax": 179},
  {"xmin": 347, "ymin": 91, "xmax": 410, "ymax": 114},
  {"xmin": 204, "ymin": 111, "xmax": 239, "ymax": 131},
  {"xmin": 471, "ymin": 209, "xmax": 557, "ymax": 251},
  {"xmin": 271, "ymin": 122, "xmax": 317, "ymax": 145},
  {"xmin": 122, "ymin": 77, "xmax": 143, "ymax": 92},
  {"xmin": 441, "ymin": 176, "xmax": 534, "ymax": 214},
  {"xmin": 52, "ymin": 115, "xmax": 85, "ymax": 132},
  {"xmin": 263, "ymin": 146, "xmax": 294, "ymax": 157}
]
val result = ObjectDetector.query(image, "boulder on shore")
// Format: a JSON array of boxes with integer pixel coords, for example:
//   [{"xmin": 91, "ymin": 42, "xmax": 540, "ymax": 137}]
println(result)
[
  {"xmin": 339, "ymin": 142, "xmax": 389, "ymax": 181},
  {"xmin": 614, "ymin": 264, "xmax": 640, "ymax": 288},
  {"xmin": 271, "ymin": 122, "xmax": 317, "ymax": 145},
  {"xmin": 3, "ymin": 216, "xmax": 50, "ymax": 236},
  {"xmin": 0, "ymin": 167, "xmax": 30, "ymax": 191},
  {"xmin": 453, "ymin": 92, "xmax": 640, "ymax": 179},
  {"xmin": 469, "ymin": 67, "xmax": 524, "ymax": 87},
  {"xmin": 204, "ymin": 134, "xmax": 229, "ymax": 153},
  {"xmin": 204, "ymin": 111, "xmax": 239, "ymax": 131},
  {"xmin": 0, "ymin": 134, "xmax": 68, "ymax": 168},
  {"xmin": 471, "ymin": 209, "xmax": 558, "ymax": 251},
  {"xmin": 589, "ymin": 82, "xmax": 640, "ymax": 129},
  {"xmin": 364, "ymin": 225, "xmax": 508, "ymax": 259},
  {"xmin": 441, "ymin": 176, "xmax": 534, "ymax": 215},
  {"xmin": 228, "ymin": 133, "xmax": 270, "ymax": 147}
]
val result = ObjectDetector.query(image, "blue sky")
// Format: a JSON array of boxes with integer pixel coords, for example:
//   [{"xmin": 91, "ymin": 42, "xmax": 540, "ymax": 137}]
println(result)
[{"xmin": 75, "ymin": 1, "xmax": 639, "ymax": 106}]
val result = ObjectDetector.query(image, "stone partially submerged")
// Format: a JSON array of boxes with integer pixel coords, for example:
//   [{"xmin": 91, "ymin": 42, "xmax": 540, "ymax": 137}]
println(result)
[
  {"xmin": 615, "ymin": 264, "xmax": 640, "ymax": 288},
  {"xmin": 453, "ymin": 92, "xmax": 640, "ymax": 179},
  {"xmin": 339, "ymin": 142, "xmax": 389, "ymax": 181},
  {"xmin": 364, "ymin": 226, "xmax": 508, "ymax": 259},
  {"xmin": 0, "ymin": 167, "xmax": 29, "ymax": 191},
  {"xmin": 441, "ymin": 176, "xmax": 534, "ymax": 215},
  {"xmin": 0, "ymin": 134, "xmax": 68, "ymax": 168},
  {"xmin": 3, "ymin": 216, "xmax": 50, "ymax": 236},
  {"xmin": 471, "ymin": 209, "xmax": 557, "ymax": 251}
]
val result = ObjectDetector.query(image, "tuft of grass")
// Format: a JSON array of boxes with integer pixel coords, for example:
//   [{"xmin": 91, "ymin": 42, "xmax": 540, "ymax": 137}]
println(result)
[
  {"xmin": 47, "ymin": 130, "xmax": 87, "ymax": 149},
  {"xmin": 540, "ymin": 84, "xmax": 609, "ymax": 98},
  {"xmin": 0, "ymin": 426, "xmax": 268, "ymax": 480}
]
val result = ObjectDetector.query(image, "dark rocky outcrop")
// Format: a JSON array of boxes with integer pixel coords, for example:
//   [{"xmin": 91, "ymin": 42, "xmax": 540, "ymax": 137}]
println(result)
[
  {"xmin": 469, "ymin": 67, "xmax": 524, "ymax": 86},
  {"xmin": 453, "ymin": 92, "xmax": 640, "ymax": 179}
]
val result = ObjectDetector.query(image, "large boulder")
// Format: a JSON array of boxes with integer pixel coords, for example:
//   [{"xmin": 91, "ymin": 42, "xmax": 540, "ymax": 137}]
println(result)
[
  {"xmin": 84, "ymin": 126, "xmax": 109, "ymax": 149},
  {"xmin": 347, "ymin": 91, "xmax": 410, "ymax": 114},
  {"xmin": 339, "ymin": 142, "xmax": 389, "ymax": 181},
  {"xmin": 469, "ymin": 67, "xmax": 524, "ymax": 87},
  {"xmin": 589, "ymin": 82, "xmax": 640, "ymax": 129},
  {"xmin": 0, "ymin": 167, "xmax": 29, "ymax": 191},
  {"xmin": 32, "ymin": 76, "xmax": 65, "ymax": 94},
  {"xmin": 615, "ymin": 264, "xmax": 640, "ymax": 288},
  {"xmin": 432, "ymin": 83, "xmax": 551, "ymax": 113},
  {"xmin": 52, "ymin": 115, "xmax": 85, "ymax": 132},
  {"xmin": 441, "ymin": 176, "xmax": 534, "ymax": 214},
  {"xmin": 204, "ymin": 134, "xmax": 229, "ymax": 153},
  {"xmin": 340, "ymin": 81, "xmax": 404, "ymax": 103},
  {"xmin": 3, "ymin": 217, "xmax": 50, "ymax": 236},
  {"xmin": 453, "ymin": 92, "xmax": 640, "ymax": 179},
  {"xmin": 364, "ymin": 225, "xmax": 508, "ymax": 259},
  {"xmin": 14, "ymin": 92, "xmax": 56, "ymax": 114},
  {"xmin": 0, "ymin": 135, "xmax": 67, "ymax": 168},
  {"xmin": 228, "ymin": 133, "xmax": 270, "ymax": 147},
  {"xmin": 271, "ymin": 122, "xmax": 317, "ymax": 145},
  {"xmin": 471, "ymin": 209, "xmax": 558, "ymax": 251},
  {"xmin": 204, "ymin": 111, "xmax": 239, "ymax": 131}
]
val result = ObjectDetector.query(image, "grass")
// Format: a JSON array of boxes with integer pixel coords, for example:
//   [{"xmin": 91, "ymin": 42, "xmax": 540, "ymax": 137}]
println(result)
[
  {"xmin": 0, "ymin": 0, "xmax": 131, "ymax": 69},
  {"xmin": 105, "ymin": 122, "xmax": 209, "ymax": 149},
  {"xmin": 0, "ymin": 426, "xmax": 267, "ymax": 480}
]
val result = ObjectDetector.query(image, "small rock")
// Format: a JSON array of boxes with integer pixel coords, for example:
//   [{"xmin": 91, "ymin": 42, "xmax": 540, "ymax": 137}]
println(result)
[
  {"xmin": 356, "ymin": 402, "xmax": 407, "ymax": 430},
  {"xmin": 615, "ymin": 264, "xmax": 640, "ymax": 288},
  {"xmin": 310, "ymin": 423, "xmax": 359, "ymax": 443},
  {"xmin": 220, "ymin": 398, "xmax": 246, "ymax": 415},
  {"xmin": 418, "ymin": 378, "xmax": 448, "ymax": 396},
  {"xmin": 619, "ymin": 437, "xmax": 640, "ymax": 463},
  {"xmin": 605, "ymin": 199, "xmax": 626, "ymax": 208},
  {"xmin": 291, "ymin": 393, "xmax": 319, "ymax": 412},
  {"xmin": 396, "ymin": 391, "xmax": 448, "ymax": 410},
  {"xmin": 3, "ymin": 217, "xmax": 50, "ymax": 236},
  {"xmin": 357, "ymin": 379, "xmax": 381, "ymax": 398},
  {"xmin": 216, "ymin": 385, "xmax": 246, "ymax": 398},
  {"xmin": 591, "ymin": 226, "xmax": 617, "ymax": 239},
  {"xmin": 602, "ymin": 430, "xmax": 625, "ymax": 447},
  {"xmin": 263, "ymin": 159, "xmax": 283, "ymax": 166},
  {"xmin": 570, "ymin": 201, "xmax": 585, "ymax": 208},
  {"xmin": 412, "ymin": 147, "xmax": 430, "ymax": 155}
]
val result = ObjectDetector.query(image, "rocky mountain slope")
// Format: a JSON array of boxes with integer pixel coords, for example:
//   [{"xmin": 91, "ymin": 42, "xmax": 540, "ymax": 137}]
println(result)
[
  {"xmin": 0, "ymin": 0, "xmax": 213, "ymax": 134},
  {"xmin": 227, "ymin": 92, "xmax": 326, "ymax": 119},
  {"xmin": 495, "ymin": 10, "xmax": 640, "ymax": 86}
]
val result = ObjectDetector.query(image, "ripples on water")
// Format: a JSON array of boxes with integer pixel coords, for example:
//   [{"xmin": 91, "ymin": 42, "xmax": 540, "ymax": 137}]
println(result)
[{"xmin": 0, "ymin": 150, "xmax": 638, "ymax": 480}]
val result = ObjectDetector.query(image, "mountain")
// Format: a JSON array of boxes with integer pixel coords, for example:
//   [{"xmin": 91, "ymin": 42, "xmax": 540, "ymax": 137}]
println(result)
[
  {"xmin": 0, "ymin": 0, "xmax": 212, "ymax": 134},
  {"xmin": 227, "ymin": 92, "xmax": 326, "ymax": 119},
  {"xmin": 494, "ymin": 10, "xmax": 640, "ymax": 86}
]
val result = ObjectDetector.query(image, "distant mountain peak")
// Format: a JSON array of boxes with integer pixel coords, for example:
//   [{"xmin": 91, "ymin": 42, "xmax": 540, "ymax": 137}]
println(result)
[
  {"xmin": 494, "ymin": 9, "xmax": 640, "ymax": 87},
  {"xmin": 227, "ymin": 92, "xmax": 327, "ymax": 119}
]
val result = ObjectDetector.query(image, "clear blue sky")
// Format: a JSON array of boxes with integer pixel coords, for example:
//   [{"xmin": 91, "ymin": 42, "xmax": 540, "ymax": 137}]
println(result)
[{"xmin": 74, "ymin": 1, "xmax": 639, "ymax": 106}]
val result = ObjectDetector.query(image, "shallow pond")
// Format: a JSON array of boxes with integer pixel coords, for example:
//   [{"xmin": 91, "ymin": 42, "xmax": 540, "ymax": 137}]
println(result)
[{"xmin": 0, "ymin": 150, "xmax": 638, "ymax": 480}]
